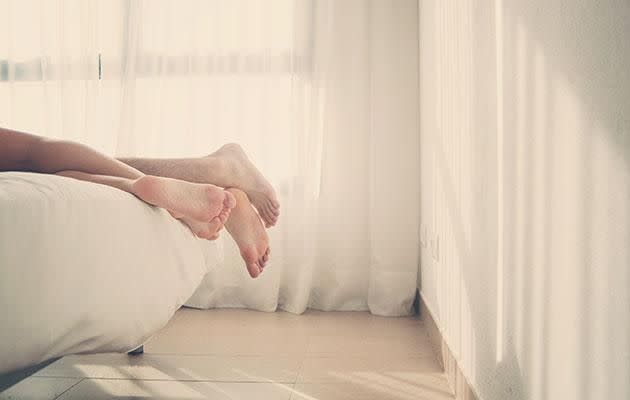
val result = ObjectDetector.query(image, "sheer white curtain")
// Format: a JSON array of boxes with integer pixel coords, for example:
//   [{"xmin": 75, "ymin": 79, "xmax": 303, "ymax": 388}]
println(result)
[{"xmin": 0, "ymin": 0, "xmax": 419, "ymax": 316}]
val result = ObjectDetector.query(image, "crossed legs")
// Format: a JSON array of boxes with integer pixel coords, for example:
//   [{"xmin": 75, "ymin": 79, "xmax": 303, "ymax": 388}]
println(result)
[
  {"xmin": 0, "ymin": 127, "xmax": 275, "ymax": 277},
  {"xmin": 119, "ymin": 143, "xmax": 279, "ymax": 228},
  {"xmin": 56, "ymin": 170, "xmax": 233, "ymax": 240},
  {"xmin": 0, "ymin": 128, "xmax": 235, "ymax": 240},
  {"xmin": 119, "ymin": 144, "xmax": 277, "ymax": 278}
]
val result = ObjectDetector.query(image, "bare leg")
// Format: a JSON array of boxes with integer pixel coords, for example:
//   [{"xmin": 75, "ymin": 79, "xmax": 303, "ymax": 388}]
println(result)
[
  {"xmin": 0, "ymin": 127, "xmax": 233, "ymax": 238},
  {"xmin": 57, "ymin": 171, "xmax": 225, "ymax": 240},
  {"xmin": 120, "ymin": 150, "xmax": 274, "ymax": 275},
  {"xmin": 224, "ymin": 188, "xmax": 270, "ymax": 278},
  {"xmin": 0, "ymin": 127, "xmax": 142, "ymax": 179},
  {"xmin": 120, "ymin": 144, "xmax": 280, "ymax": 227},
  {"xmin": 56, "ymin": 171, "xmax": 233, "ymax": 228}
]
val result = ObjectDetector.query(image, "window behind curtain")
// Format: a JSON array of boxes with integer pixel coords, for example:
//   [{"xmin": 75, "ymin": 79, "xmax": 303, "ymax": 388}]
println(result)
[{"xmin": 0, "ymin": 0, "xmax": 310, "ymax": 175}]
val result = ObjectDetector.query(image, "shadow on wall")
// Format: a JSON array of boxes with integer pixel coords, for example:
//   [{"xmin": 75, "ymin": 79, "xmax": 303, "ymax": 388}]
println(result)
[{"xmin": 420, "ymin": 0, "xmax": 630, "ymax": 399}]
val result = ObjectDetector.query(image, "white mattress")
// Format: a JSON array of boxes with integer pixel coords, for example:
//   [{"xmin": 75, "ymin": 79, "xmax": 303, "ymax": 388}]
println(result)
[{"xmin": 0, "ymin": 172, "xmax": 220, "ymax": 374}]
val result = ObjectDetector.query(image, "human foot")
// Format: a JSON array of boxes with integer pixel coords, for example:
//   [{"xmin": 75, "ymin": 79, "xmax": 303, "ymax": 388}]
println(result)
[
  {"xmin": 224, "ymin": 188, "xmax": 270, "ymax": 278},
  {"xmin": 132, "ymin": 175, "xmax": 235, "ymax": 223},
  {"xmin": 178, "ymin": 215, "xmax": 225, "ymax": 240},
  {"xmin": 207, "ymin": 144, "xmax": 280, "ymax": 228}
]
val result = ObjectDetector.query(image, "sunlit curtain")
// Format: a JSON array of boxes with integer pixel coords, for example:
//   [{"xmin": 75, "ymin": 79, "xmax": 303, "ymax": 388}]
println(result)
[{"xmin": 0, "ymin": 0, "xmax": 419, "ymax": 316}]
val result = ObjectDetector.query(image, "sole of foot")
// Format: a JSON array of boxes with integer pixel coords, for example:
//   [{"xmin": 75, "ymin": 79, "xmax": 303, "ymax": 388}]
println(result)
[
  {"xmin": 224, "ymin": 188, "xmax": 270, "ymax": 278},
  {"xmin": 179, "ymin": 215, "xmax": 224, "ymax": 241},
  {"xmin": 133, "ymin": 175, "xmax": 235, "ymax": 223}
]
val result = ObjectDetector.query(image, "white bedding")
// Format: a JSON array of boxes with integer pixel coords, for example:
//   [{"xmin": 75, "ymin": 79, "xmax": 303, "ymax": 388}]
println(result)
[{"xmin": 0, "ymin": 172, "xmax": 220, "ymax": 374}]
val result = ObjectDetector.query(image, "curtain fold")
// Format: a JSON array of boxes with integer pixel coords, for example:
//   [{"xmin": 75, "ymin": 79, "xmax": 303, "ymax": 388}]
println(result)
[{"xmin": 0, "ymin": 0, "xmax": 419, "ymax": 316}]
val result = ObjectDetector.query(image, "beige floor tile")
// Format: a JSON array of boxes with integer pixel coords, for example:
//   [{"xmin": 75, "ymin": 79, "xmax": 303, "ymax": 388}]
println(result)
[
  {"xmin": 145, "ymin": 309, "xmax": 309, "ymax": 356},
  {"xmin": 153, "ymin": 308, "xmax": 312, "ymax": 338},
  {"xmin": 34, "ymin": 353, "xmax": 300, "ymax": 383},
  {"xmin": 0, "ymin": 377, "xmax": 81, "ymax": 400},
  {"xmin": 146, "ymin": 332, "xmax": 309, "ymax": 356},
  {"xmin": 298, "ymin": 312, "xmax": 433, "ymax": 357},
  {"xmin": 56, "ymin": 379, "xmax": 294, "ymax": 400},
  {"xmin": 306, "ymin": 334, "xmax": 434, "ymax": 358},
  {"xmin": 299, "ymin": 311, "xmax": 424, "ymax": 338},
  {"xmin": 164, "ymin": 309, "xmax": 425, "ymax": 340},
  {"xmin": 146, "ymin": 309, "xmax": 429, "ymax": 357},
  {"xmin": 297, "ymin": 356, "xmax": 448, "ymax": 387},
  {"xmin": 295, "ymin": 311, "xmax": 375, "ymax": 334},
  {"xmin": 21, "ymin": 309, "xmax": 452, "ymax": 400},
  {"xmin": 291, "ymin": 382, "xmax": 454, "ymax": 400}
]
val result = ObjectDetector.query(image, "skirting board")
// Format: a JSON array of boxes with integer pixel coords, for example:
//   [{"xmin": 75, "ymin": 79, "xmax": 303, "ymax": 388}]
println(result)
[{"xmin": 417, "ymin": 289, "xmax": 480, "ymax": 400}]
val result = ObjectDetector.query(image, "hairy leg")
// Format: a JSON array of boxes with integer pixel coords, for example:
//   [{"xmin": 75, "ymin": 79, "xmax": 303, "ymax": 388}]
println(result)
[
  {"xmin": 120, "ymin": 144, "xmax": 280, "ymax": 227},
  {"xmin": 0, "ymin": 127, "xmax": 232, "ymax": 238}
]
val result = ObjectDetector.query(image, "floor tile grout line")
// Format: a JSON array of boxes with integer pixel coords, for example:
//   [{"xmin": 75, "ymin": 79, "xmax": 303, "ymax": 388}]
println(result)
[
  {"xmin": 33, "ymin": 310, "xmax": 443, "ymax": 399},
  {"xmin": 55, "ymin": 353, "xmax": 307, "ymax": 358},
  {"xmin": 36, "ymin": 377, "xmax": 299, "ymax": 384},
  {"xmin": 133, "ymin": 352, "xmax": 309, "ymax": 357},
  {"xmin": 38, "ymin": 353, "xmax": 435, "ymax": 360},
  {"xmin": 52, "ymin": 377, "xmax": 84, "ymax": 400}
]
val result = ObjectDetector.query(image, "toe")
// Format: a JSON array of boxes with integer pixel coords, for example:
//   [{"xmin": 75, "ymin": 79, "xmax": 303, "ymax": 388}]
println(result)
[
  {"xmin": 269, "ymin": 208, "xmax": 278, "ymax": 224},
  {"xmin": 260, "ymin": 247, "xmax": 270, "ymax": 266},
  {"xmin": 247, "ymin": 262, "xmax": 261, "ymax": 278},
  {"xmin": 268, "ymin": 200, "xmax": 280, "ymax": 216},
  {"xmin": 218, "ymin": 209, "xmax": 229, "ymax": 224},
  {"xmin": 259, "ymin": 207, "xmax": 273, "ymax": 227},
  {"xmin": 224, "ymin": 190, "xmax": 236, "ymax": 209},
  {"xmin": 263, "ymin": 214, "xmax": 274, "ymax": 228},
  {"xmin": 262, "ymin": 205, "xmax": 276, "ymax": 227},
  {"xmin": 242, "ymin": 246, "xmax": 263, "ymax": 278},
  {"xmin": 208, "ymin": 216, "xmax": 223, "ymax": 235},
  {"xmin": 266, "ymin": 204, "xmax": 278, "ymax": 224},
  {"xmin": 197, "ymin": 225, "xmax": 217, "ymax": 240}
]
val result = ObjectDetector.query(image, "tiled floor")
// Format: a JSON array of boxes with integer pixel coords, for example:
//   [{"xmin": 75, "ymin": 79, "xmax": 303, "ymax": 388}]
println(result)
[{"xmin": 1, "ymin": 309, "xmax": 455, "ymax": 399}]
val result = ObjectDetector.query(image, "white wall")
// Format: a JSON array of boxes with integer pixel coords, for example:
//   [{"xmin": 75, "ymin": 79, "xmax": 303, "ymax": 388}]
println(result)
[{"xmin": 418, "ymin": 1, "xmax": 630, "ymax": 399}]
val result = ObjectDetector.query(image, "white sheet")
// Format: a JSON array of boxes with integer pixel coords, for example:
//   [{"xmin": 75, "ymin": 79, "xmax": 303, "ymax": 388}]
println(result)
[{"xmin": 0, "ymin": 172, "xmax": 220, "ymax": 374}]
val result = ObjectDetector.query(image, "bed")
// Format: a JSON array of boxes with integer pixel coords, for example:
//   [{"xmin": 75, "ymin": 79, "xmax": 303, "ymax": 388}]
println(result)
[{"xmin": 0, "ymin": 171, "xmax": 221, "ymax": 376}]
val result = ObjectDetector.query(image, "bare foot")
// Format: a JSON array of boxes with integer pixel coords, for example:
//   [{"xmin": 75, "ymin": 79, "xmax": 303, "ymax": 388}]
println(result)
[
  {"xmin": 132, "ymin": 175, "xmax": 235, "ymax": 222},
  {"xmin": 224, "ymin": 188, "xmax": 270, "ymax": 278},
  {"xmin": 208, "ymin": 144, "xmax": 280, "ymax": 228},
  {"xmin": 179, "ymin": 216, "xmax": 224, "ymax": 240}
]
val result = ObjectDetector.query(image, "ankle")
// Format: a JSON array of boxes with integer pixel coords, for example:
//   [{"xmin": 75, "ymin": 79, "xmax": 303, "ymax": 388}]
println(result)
[
  {"xmin": 202, "ymin": 155, "xmax": 238, "ymax": 187},
  {"xmin": 131, "ymin": 175, "xmax": 159, "ymax": 200}
]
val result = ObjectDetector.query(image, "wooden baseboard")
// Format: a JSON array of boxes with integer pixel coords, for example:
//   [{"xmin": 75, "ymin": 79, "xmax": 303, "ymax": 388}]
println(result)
[{"xmin": 418, "ymin": 290, "xmax": 480, "ymax": 400}]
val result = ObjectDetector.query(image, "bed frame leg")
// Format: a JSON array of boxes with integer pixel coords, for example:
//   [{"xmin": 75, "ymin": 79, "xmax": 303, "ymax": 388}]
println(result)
[{"xmin": 127, "ymin": 345, "xmax": 144, "ymax": 355}]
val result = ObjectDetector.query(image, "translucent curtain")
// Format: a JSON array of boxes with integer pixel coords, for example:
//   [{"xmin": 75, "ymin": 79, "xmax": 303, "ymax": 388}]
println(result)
[
  {"xmin": 186, "ymin": 0, "xmax": 420, "ymax": 316},
  {"xmin": 0, "ymin": 0, "xmax": 124, "ymax": 153},
  {"xmin": 0, "ymin": 0, "xmax": 419, "ymax": 316}
]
